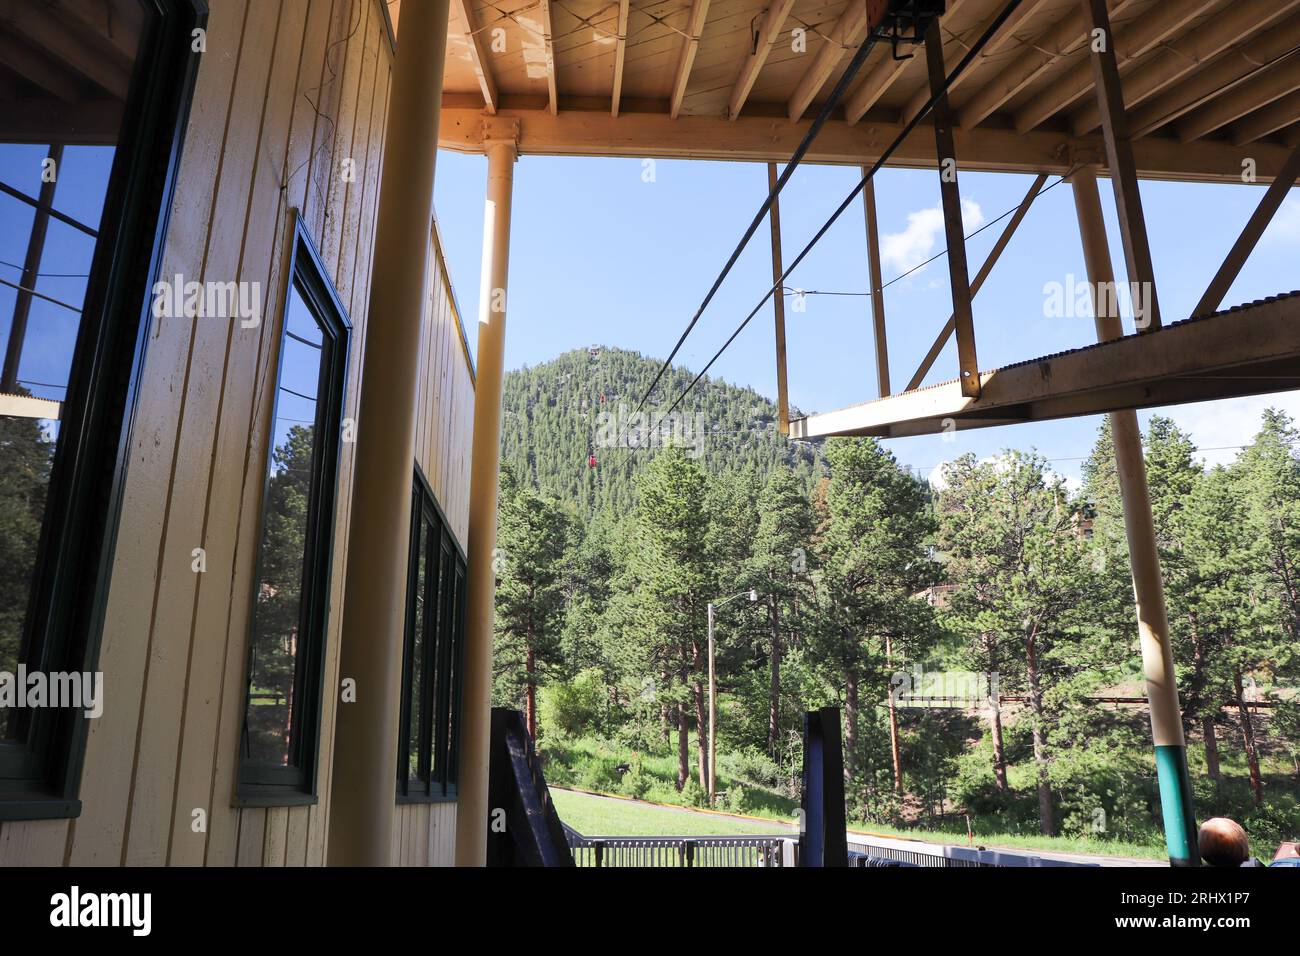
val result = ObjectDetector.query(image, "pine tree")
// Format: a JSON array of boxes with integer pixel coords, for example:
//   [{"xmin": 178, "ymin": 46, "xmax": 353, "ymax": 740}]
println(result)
[{"xmin": 493, "ymin": 464, "xmax": 571, "ymax": 736}]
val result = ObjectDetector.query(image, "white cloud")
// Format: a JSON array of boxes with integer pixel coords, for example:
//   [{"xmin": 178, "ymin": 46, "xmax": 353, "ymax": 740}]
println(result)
[
  {"xmin": 1262, "ymin": 198, "xmax": 1300, "ymax": 246},
  {"xmin": 882, "ymin": 199, "xmax": 985, "ymax": 276}
]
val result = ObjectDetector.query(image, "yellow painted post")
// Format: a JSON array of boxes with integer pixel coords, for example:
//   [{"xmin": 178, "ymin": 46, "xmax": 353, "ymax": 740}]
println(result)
[
  {"xmin": 455, "ymin": 135, "xmax": 518, "ymax": 866},
  {"xmin": 328, "ymin": 0, "xmax": 451, "ymax": 867},
  {"xmin": 1071, "ymin": 166, "xmax": 1198, "ymax": 866}
]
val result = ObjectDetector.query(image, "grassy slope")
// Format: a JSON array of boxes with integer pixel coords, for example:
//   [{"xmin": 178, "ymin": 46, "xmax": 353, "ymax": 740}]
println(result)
[{"xmin": 551, "ymin": 788, "xmax": 795, "ymax": 837}]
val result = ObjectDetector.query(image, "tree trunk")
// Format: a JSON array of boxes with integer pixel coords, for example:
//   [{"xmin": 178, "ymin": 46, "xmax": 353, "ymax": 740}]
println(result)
[
  {"xmin": 693, "ymin": 679, "xmax": 708, "ymax": 793},
  {"xmin": 659, "ymin": 669, "xmax": 670, "ymax": 742},
  {"xmin": 1025, "ymin": 629, "xmax": 1054, "ymax": 836},
  {"xmin": 985, "ymin": 636, "xmax": 1007, "ymax": 792},
  {"xmin": 1235, "ymin": 671, "xmax": 1264, "ymax": 805},
  {"xmin": 525, "ymin": 643, "xmax": 537, "ymax": 739},
  {"xmin": 1202, "ymin": 715, "xmax": 1221, "ymax": 781},
  {"xmin": 990, "ymin": 704, "xmax": 1008, "ymax": 792},
  {"xmin": 844, "ymin": 672, "xmax": 859, "ymax": 790},
  {"xmin": 767, "ymin": 598, "xmax": 782, "ymax": 757},
  {"xmin": 676, "ymin": 703, "xmax": 689, "ymax": 791},
  {"xmin": 885, "ymin": 634, "xmax": 902, "ymax": 792}
]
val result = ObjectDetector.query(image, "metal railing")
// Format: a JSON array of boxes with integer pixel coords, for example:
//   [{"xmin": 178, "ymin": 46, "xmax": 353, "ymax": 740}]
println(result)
[{"xmin": 563, "ymin": 827, "xmax": 793, "ymax": 867}]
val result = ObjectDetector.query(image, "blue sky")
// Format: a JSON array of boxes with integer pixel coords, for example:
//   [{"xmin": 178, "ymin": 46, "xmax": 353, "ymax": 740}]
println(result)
[{"xmin": 435, "ymin": 149, "xmax": 1300, "ymax": 486}]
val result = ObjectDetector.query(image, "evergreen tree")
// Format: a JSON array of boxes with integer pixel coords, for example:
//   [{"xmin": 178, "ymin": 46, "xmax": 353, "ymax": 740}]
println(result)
[{"xmin": 493, "ymin": 464, "xmax": 571, "ymax": 736}]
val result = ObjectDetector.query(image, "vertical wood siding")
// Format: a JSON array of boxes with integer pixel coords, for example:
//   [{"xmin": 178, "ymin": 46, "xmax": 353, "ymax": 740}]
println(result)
[{"xmin": 0, "ymin": 0, "xmax": 473, "ymax": 868}]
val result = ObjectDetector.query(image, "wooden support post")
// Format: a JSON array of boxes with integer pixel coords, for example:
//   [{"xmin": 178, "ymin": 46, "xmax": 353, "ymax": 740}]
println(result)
[
  {"xmin": 862, "ymin": 171, "xmax": 890, "ymax": 398},
  {"xmin": 1072, "ymin": 166, "xmax": 1198, "ymax": 867},
  {"xmin": 456, "ymin": 133, "xmax": 518, "ymax": 866},
  {"xmin": 926, "ymin": 20, "xmax": 980, "ymax": 398},
  {"xmin": 2, "ymin": 144, "xmax": 62, "ymax": 393},
  {"xmin": 329, "ymin": 0, "xmax": 451, "ymax": 866},
  {"xmin": 767, "ymin": 163, "xmax": 791, "ymax": 434},
  {"xmin": 1083, "ymin": 0, "xmax": 1161, "ymax": 332},
  {"xmin": 906, "ymin": 172, "xmax": 1046, "ymax": 392},
  {"xmin": 1193, "ymin": 144, "xmax": 1300, "ymax": 317}
]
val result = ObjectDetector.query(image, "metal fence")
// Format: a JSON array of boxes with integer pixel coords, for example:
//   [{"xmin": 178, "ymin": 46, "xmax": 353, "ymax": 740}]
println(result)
[
  {"xmin": 564, "ymin": 829, "xmax": 791, "ymax": 867},
  {"xmin": 560, "ymin": 825, "xmax": 1097, "ymax": 869}
]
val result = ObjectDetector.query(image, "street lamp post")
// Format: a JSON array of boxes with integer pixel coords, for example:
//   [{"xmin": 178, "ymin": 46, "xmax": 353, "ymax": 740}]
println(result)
[{"xmin": 708, "ymin": 588, "xmax": 757, "ymax": 805}]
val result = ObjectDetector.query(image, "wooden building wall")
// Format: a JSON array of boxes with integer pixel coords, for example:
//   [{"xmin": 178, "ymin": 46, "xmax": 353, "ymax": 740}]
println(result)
[{"xmin": 0, "ymin": 0, "xmax": 475, "ymax": 867}]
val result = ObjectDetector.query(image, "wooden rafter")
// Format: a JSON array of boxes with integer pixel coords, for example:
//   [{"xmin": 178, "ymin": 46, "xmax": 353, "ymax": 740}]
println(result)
[
  {"xmin": 787, "ymin": 294, "xmax": 1300, "ymax": 440},
  {"xmin": 729, "ymin": 0, "xmax": 797, "ymax": 121},
  {"xmin": 4, "ymin": 2, "xmax": 131, "ymax": 99},
  {"xmin": 1127, "ymin": 13, "xmax": 1300, "ymax": 138},
  {"xmin": 437, "ymin": 101, "xmax": 1300, "ymax": 182},
  {"xmin": 670, "ymin": 0, "xmax": 712, "ymax": 119},
  {"xmin": 899, "ymin": 0, "xmax": 1026, "ymax": 126},
  {"xmin": 862, "ymin": 174, "xmax": 889, "ymax": 397},
  {"xmin": 540, "ymin": 0, "xmax": 558, "ymax": 115},
  {"xmin": 611, "ymin": 0, "xmax": 630, "ymax": 117},
  {"xmin": 1085, "ymin": 0, "xmax": 1161, "ymax": 332},
  {"xmin": 1070, "ymin": 0, "xmax": 1300, "ymax": 136},
  {"xmin": 843, "ymin": 48, "xmax": 910, "ymax": 125},
  {"xmin": 1233, "ymin": 90, "xmax": 1300, "ymax": 146},
  {"xmin": 1192, "ymin": 146, "xmax": 1300, "ymax": 318},
  {"xmin": 452, "ymin": 0, "xmax": 498, "ymax": 114},
  {"xmin": 0, "ymin": 35, "xmax": 81, "ymax": 102},
  {"xmin": 787, "ymin": 0, "xmax": 871, "ymax": 122},
  {"xmin": 1178, "ymin": 59, "xmax": 1300, "ymax": 143},
  {"xmin": 906, "ymin": 173, "xmax": 1046, "ymax": 392},
  {"xmin": 926, "ymin": 21, "xmax": 979, "ymax": 398},
  {"xmin": 1013, "ymin": 0, "xmax": 1217, "ymax": 134},
  {"xmin": 957, "ymin": 0, "xmax": 1141, "ymax": 130}
]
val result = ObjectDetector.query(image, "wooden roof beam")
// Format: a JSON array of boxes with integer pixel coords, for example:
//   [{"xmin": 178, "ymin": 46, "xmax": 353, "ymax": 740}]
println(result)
[
  {"xmin": 728, "ymin": 0, "xmax": 797, "ymax": 120},
  {"xmin": 1179, "ymin": 58, "xmax": 1300, "ymax": 142},
  {"xmin": 899, "ymin": 0, "xmax": 1034, "ymax": 126},
  {"xmin": 788, "ymin": 294, "xmax": 1300, "ymax": 440},
  {"xmin": 670, "ymin": 0, "xmax": 712, "ymax": 119},
  {"xmin": 957, "ymin": 0, "xmax": 1140, "ymax": 130},
  {"xmin": 843, "ymin": 47, "xmax": 909, "ymax": 124},
  {"xmin": 1014, "ymin": 0, "xmax": 1217, "ymax": 134},
  {"xmin": 611, "ymin": 0, "xmax": 630, "ymax": 117},
  {"xmin": 1127, "ymin": 13, "xmax": 1300, "ymax": 138},
  {"xmin": 5, "ymin": 3, "xmax": 131, "ymax": 99},
  {"xmin": 540, "ymin": 0, "xmax": 558, "ymax": 115},
  {"xmin": 437, "ymin": 100, "xmax": 1300, "ymax": 181},
  {"xmin": 1070, "ymin": 0, "xmax": 1300, "ymax": 136},
  {"xmin": 1233, "ymin": 90, "xmax": 1300, "ymax": 146},
  {"xmin": 452, "ymin": 0, "xmax": 498, "ymax": 114},
  {"xmin": 0, "ymin": 36, "xmax": 81, "ymax": 102},
  {"xmin": 787, "ymin": 0, "xmax": 871, "ymax": 122}
]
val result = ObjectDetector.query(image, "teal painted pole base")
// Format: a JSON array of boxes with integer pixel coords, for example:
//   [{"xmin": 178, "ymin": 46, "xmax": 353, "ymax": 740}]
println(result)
[{"xmin": 1155, "ymin": 744, "xmax": 1199, "ymax": 867}]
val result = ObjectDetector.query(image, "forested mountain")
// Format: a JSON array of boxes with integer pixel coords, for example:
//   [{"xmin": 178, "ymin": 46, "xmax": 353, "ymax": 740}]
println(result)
[{"xmin": 500, "ymin": 347, "xmax": 825, "ymax": 517}]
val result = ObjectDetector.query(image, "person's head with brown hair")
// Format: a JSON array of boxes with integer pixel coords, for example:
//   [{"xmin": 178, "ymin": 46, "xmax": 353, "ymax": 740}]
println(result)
[{"xmin": 1199, "ymin": 817, "xmax": 1251, "ymax": 867}]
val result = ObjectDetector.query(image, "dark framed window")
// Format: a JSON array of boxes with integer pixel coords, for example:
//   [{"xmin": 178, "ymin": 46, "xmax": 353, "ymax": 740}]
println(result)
[
  {"xmin": 398, "ymin": 468, "xmax": 467, "ymax": 802},
  {"xmin": 237, "ymin": 212, "xmax": 350, "ymax": 805},
  {"xmin": 0, "ymin": 0, "xmax": 206, "ymax": 821}
]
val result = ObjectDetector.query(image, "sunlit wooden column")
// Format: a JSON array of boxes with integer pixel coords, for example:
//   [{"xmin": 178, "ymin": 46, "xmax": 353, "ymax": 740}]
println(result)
[
  {"xmin": 1072, "ymin": 166, "xmax": 1198, "ymax": 867},
  {"xmin": 861, "ymin": 172, "xmax": 889, "ymax": 398},
  {"xmin": 327, "ymin": 0, "xmax": 451, "ymax": 866},
  {"xmin": 456, "ymin": 130, "xmax": 518, "ymax": 867}
]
